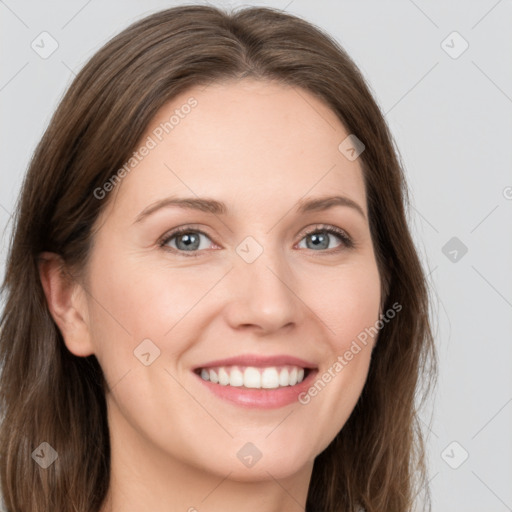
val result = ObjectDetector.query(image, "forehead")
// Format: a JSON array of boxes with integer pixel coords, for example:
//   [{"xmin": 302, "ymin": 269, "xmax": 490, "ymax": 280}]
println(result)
[{"xmin": 106, "ymin": 78, "xmax": 367, "ymax": 221}]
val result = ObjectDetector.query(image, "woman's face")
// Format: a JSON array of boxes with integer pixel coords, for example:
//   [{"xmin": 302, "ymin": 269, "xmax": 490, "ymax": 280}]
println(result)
[{"xmin": 79, "ymin": 78, "xmax": 382, "ymax": 480}]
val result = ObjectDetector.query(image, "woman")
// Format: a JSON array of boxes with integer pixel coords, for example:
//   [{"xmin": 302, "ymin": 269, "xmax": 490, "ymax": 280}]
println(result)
[{"xmin": 0, "ymin": 5, "xmax": 437, "ymax": 512}]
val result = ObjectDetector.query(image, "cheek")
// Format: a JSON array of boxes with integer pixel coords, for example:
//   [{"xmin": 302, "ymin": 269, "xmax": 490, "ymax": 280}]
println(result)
[
  {"xmin": 311, "ymin": 258, "xmax": 382, "ymax": 351},
  {"xmin": 297, "ymin": 258, "xmax": 381, "ymax": 440},
  {"xmin": 85, "ymin": 254, "xmax": 219, "ymax": 375}
]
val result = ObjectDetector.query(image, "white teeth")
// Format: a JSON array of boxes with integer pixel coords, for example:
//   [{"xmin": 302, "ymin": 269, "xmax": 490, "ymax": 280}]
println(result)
[
  {"xmin": 261, "ymin": 368, "xmax": 279, "ymax": 388},
  {"xmin": 244, "ymin": 367, "xmax": 261, "ymax": 388},
  {"xmin": 198, "ymin": 365, "xmax": 308, "ymax": 388},
  {"xmin": 218, "ymin": 367, "xmax": 230, "ymax": 386},
  {"xmin": 229, "ymin": 368, "xmax": 244, "ymax": 387},
  {"xmin": 289, "ymin": 367, "xmax": 298, "ymax": 386}
]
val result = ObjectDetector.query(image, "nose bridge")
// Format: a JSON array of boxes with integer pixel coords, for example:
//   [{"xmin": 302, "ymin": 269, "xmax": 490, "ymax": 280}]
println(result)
[{"xmin": 226, "ymin": 234, "xmax": 299, "ymax": 331}]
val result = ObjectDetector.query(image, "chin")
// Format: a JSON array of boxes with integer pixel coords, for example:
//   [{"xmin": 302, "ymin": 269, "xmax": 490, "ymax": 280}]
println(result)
[{"xmin": 222, "ymin": 445, "xmax": 315, "ymax": 482}]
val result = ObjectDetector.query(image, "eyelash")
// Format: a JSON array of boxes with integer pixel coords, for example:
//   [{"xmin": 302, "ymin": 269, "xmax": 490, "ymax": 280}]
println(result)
[{"xmin": 158, "ymin": 224, "xmax": 354, "ymax": 258}]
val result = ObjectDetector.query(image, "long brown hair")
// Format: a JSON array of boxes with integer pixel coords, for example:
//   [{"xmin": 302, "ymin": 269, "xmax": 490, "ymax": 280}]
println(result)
[{"xmin": 0, "ymin": 5, "xmax": 437, "ymax": 511}]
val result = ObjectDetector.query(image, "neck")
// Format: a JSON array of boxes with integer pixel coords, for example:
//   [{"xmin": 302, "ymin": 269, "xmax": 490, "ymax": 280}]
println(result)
[{"xmin": 99, "ymin": 402, "xmax": 314, "ymax": 512}]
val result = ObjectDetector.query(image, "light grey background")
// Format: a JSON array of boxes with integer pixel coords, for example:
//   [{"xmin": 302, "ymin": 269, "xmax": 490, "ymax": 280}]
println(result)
[{"xmin": 1, "ymin": 1, "xmax": 511, "ymax": 511}]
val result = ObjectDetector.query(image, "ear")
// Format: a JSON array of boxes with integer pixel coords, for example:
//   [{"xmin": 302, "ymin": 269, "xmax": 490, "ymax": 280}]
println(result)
[{"xmin": 38, "ymin": 251, "xmax": 95, "ymax": 357}]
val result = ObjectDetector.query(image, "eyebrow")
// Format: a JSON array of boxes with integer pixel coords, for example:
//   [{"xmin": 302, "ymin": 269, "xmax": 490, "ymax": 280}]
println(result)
[{"xmin": 133, "ymin": 194, "xmax": 366, "ymax": 224}]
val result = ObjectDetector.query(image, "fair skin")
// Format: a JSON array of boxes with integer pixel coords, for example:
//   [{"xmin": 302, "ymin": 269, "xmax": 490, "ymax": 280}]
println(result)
[{"xmin": 39, "ymin": 79, "xmax": 382, "ymax": 512}]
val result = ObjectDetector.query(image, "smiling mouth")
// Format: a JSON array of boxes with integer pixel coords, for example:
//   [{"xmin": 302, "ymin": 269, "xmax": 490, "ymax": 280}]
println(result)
[{"xmin": 194, "ymin": 365, "xmax": 312, "ymax": 389}]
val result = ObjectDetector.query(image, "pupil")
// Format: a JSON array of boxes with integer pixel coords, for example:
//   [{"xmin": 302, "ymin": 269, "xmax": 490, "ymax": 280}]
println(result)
[
  {"xmin": 178, "ymin": 233, "xmax": 199, "ymax": 250},
  {"xmin": 310, "ymin": 233, "xmax": 328, "ymax": 249}
]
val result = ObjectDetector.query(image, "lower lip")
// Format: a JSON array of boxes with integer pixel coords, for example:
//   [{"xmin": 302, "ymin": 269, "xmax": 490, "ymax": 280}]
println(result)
[{"xmin": 193, "ymin": 369, "xmax": 318, "ymax": 409}]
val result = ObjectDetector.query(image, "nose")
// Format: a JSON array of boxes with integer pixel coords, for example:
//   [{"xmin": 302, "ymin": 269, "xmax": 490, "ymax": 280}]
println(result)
[{"xmin": 223, "ymin": 243, "xmax": 301, "ymax": 335}]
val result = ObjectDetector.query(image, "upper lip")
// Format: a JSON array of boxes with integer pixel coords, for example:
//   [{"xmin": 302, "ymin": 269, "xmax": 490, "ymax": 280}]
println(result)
[{"xmin": 193, "ymin": 354, "xmax": 318, "ymax": 371}]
